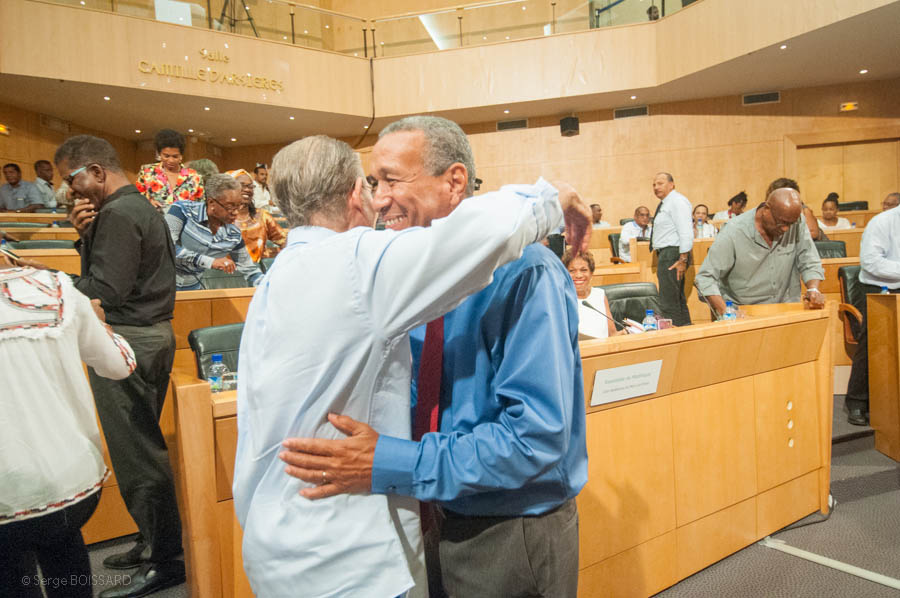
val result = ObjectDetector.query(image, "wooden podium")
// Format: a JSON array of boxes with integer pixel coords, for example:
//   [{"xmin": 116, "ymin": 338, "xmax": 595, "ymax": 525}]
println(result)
[{"xmin": 868, "ymin": 294, "xmax": 900, "ymax": 461}]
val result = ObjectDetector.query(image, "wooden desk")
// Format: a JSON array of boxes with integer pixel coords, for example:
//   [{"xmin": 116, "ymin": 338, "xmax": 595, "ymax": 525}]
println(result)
[
  {"xmin": 588, "ymin": 225, "xmax": 623, "ymax": 251},
  {"xmin": 825, "ymin": 228, "xmax": 863, "ymax": 258},
  {"xmin": 0, "ymin": 212, "xmax": 61, "ymax": 223},
  {"xmin": 869, "ymin": 294, "xmax": 900, "ymax": 462},
  {"xmin": 577, "ymin": 306, "xmax": 833, "ymax": 596},
  {"xmin": 592, "ymin": 264, "xmax": 641, "ymax": 287},
  {"xmin": 15, "ymin": 249, "xmax": 81, "ymax": 274},
  {"xmin": 81, "ymin": 288, "xmax": 256, "ymax": 546},
  {"xmin": 0, "ymin": 227, "xmax": 79, "ymax": 241}
]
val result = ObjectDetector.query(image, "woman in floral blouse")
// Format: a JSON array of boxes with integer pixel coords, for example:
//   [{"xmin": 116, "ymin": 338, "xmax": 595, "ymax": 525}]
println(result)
[
  {"xmin": 135, "ymin": 129, "xmax": 204, "ymax": 209},
  {"xmin": 227, "ymin": 169, "xmax": 286, "ymax": 262}
]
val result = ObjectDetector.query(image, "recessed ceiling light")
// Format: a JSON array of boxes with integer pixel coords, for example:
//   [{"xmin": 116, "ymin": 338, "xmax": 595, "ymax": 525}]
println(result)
[
  {"xmin": 304, "ymin": 30, "xmax": 308, "ymax": 34},
  {"xmin": 482, "ymin": 36, "xmax": 487, "ymax": 40},
  {"xmin": 204, "ymin": 106, "xmax": 210, "ymax": 111},
  {"xmin": 283, "ymin": 36, "xmax": 287, "ymax": 40},
  {"xmin": 859, "ymin": 68, "xmax": 869, "ymax": 74},
  {"xmin": 505, "ymin": 36, "xmax": 510, "ymax": 40},
  {"xmin": 522, "ymin": 5, "xmax": 526, "ymax": 9},
  {"xmin": 325, "ymin": 25, "xmax": 330, "ymax": 29},
  {"xmin": 354, "ymin": 53, "xmax": 358, "ymax": 56},
  {"xmin": 231, "ymin": 138, "xmax": 237, "ymax": 142},
  {"xmin": 135, "ymin": 129, "xmax": 141, "ymax": 134},
  {"xmin": 630, "ymin": 95, "xmax": 637, "ymax": 100},
  {"xmin": 103, "ymin": 96, "xmax": 110, "ymax": 101},
  {"xmin": 779, "ymin": 44, "xmax": 787, "ymax": 50},
  {"xmin": 503, "ymin": 109, "xmax": 510, "ymax": 114},
  {"xmin": 364, "ymin": 125, "xmax": 369, "ymax": 129},
  {"xmin": 80, "ymin": 0, "xmax": 85, "ymax": 4},
  {"xmin": 289, "ymin": 116, "xmax": 295, "ymax": 120}
]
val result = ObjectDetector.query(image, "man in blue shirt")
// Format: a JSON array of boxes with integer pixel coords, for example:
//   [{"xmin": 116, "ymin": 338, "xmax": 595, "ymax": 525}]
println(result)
[
  {"xmin": 1, "ymin": 163, "xmax": 45, "ymax": 212},
  {"xmin": 280, "ymin": 116, "xmax": 588, "ymax": 597}
]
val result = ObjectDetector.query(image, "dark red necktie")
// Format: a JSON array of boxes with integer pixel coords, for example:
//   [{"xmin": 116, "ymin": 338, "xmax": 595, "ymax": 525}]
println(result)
[{"xmin": 414, "ymin": 317, "xmax": 443, "ymax": 441}]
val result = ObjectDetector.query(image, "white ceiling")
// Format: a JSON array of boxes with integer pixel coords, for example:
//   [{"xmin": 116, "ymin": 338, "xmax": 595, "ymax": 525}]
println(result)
[{"xmin": 1, "ymin": 1, "xmax": 898, "ymax": 148}]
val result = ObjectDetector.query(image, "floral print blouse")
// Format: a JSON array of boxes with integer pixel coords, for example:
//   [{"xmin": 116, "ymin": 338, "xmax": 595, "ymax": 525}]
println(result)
[{"xmin": 135, "ymin": 162, "xmax": 204, "ymax": 206}]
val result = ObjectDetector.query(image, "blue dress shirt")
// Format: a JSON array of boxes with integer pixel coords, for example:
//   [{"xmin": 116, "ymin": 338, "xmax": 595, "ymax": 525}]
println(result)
[
  {"xmin": 0, "ymin": 181, "xmax": 44, "ymax": 211},
  {"xmin": 372, "ymin": 244, "xmax": 588, "ymax": 516}
]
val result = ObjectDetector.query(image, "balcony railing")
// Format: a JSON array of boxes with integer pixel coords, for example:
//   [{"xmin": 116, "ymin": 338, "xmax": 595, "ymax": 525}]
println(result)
[{"xmin": 46, "ymin": 0, "xmax": 690, "ymax": 57}]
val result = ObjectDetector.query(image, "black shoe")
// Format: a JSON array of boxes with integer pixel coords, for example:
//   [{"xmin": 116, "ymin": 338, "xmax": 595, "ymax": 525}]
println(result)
[
  {"xmin": 98, "ymin": 561, "xmax": 186, "ymax": 598},
  {"xmin": 102, "ymin": 543, "xmax": 148, "ymax": 570},
  {"xmin": 847, "ymin": 409, "xmax": 869, "ymax": 426}
]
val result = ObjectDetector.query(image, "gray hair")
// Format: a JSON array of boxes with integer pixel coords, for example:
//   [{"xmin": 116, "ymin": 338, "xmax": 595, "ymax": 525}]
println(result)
[
  {"xmin": 269, "ymin": 135, "xmax": 362, "ymax": 228},
  {"xmin": 54, "ymin": 135, "xmax": 123, "ymax": 173},
  {"xmin": 656, "ymin": 172, "xmax": 674, "ymax": 183},
  {"xmin": 380, "ymin": 116, "xmax": 476, "ymax": 197},
  {"xmin": 204, "ymin": 173, "xmax": 240, "ymax": 201},
  {"xmin": 187, "ymin": 158, "xmax": 219, "ymax": 186}
]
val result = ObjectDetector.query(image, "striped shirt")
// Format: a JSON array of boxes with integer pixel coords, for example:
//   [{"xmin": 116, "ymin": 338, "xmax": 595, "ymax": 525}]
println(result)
[{"xmin": 165, "ymin": 200, "xmax": 263, "ymax": 289}]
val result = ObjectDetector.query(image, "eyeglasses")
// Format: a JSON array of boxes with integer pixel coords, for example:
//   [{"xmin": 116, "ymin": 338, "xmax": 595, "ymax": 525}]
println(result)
[
  {"xmin": 64, "ymin": 165, "xmax": 89, "ymax": 186},
  {"xmin": 764, "ymin": 202, "xmax": 797, "ymax": 228},
  {"xmin": 210, "ymin": 197, "xmax": 242, "ymax": 214}
]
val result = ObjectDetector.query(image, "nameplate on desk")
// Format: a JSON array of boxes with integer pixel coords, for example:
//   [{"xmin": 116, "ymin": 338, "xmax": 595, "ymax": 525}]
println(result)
[{"xmin": 591, "ymin": 360, "xmax": 662, "ymax": 406}]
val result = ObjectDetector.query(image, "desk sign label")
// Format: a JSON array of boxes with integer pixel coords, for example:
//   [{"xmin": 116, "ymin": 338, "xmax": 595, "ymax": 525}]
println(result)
[{"xmin": 591, "ymin": 360, "xmax": 662, "ymax": 406}]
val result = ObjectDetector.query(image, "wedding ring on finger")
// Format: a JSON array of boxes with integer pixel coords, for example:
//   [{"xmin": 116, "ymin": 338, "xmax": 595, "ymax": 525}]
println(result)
[{"xmin": 321, "ymin": 470, "xmax": 328, "ymax": 485}]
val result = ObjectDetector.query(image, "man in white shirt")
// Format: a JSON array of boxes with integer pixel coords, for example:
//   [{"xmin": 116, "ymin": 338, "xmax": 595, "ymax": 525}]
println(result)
[
  {"xmin": 251, "ymin": 163, "xmax": 272, "ymax": 210},
  {"xmin": 591, "ymin": 204, "xmax": 610, "ymax": 228},
  {"xmin": 845, "ymin": 206, "xmax": 900, "ymax": 425},
  {"xmin": 232, "ymin": 134, "xmax": 589, "ymax": 598},
  {"xmin": 650, "ymin": 172, "xmax": 693, "ymax": 325},
  {"xmin": 618, "ymin": 205, "xmax": 652, "ymax": 262},
  {"xmin": 882, "ymin": 192, "xmax": 899, "ymax": 212},
  {"xmin": 33, "ymin": 160, "xmax": 57, "ymax": 209}
]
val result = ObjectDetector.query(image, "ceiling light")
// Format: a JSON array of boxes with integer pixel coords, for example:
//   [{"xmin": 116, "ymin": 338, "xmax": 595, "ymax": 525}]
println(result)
[
  {"xmin": 859, "ymin": 68, "xmax": 869, "ymax": 74},
  {"xmin": 188, "ymin": 128, "xmax": 194, "ymax": 133},
  {"xmin": 505, "ymin": 36, "xmax": 510, "ymax": 40},
  {"xmin": 224, "ymin": 43, "xmax": 229, "ymax": 48},
  {"xmin": 304, "ymin": 30, "xmax": 308, "ymax": 34},
  {"xmin": 80, "ymin": 0, "xmax": 85, "ymax": 4},
  {"xmin": 364, "ymin": 125, "xmax": 369, "ymax": 129},
  {"xmin": 103, "ymin": 96, "xmax": 110, "ymax": 101},
  {"xmin": 135, "ymin": 129, "xmax": 141, "ymax": 134},
  {"xmin": 522, "ymin": 5, "xmax": 526, "ymax": 9},
  {"xmin": 231, "ymin": 138, "xmax": 237, "ymax": 142},
  {"xmin": 354, "ymin": 53, "xmax": 358, "ymax": 56},
  {"xmin": 482, "ymin": 36, "xmax": 487, "ymax": 40},
  {"xmin": 630, "ymin": 95, "xmax": 637, "ymax": 100},
  {"xmin": 779, "ymin": 44, "xmax": 787, "ymax": 50},
  {"xmin": 184, "ymin": 55, "xmax": 189, "ymax": 60},
  {"xmin": 289, "ymin": 116, "xmax": 295, "ymax": 120},
  {"xmin": 283, "ymin": 36, "xmax": 287, "ymax": 40},
  {"xmin": 325, "ymin": 25, "xmax": 330, "ymax": 29},
  {"xmin": 204, "ymin": 106, "xmax": 210, "ymax": 111},
  {"xmin": 503, "ymin": 109, "xmax": 510, "ymax": 114}
]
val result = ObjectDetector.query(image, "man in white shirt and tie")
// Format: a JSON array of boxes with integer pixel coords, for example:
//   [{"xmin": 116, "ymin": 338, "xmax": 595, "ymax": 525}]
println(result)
[
  {"xmin": 650, "ymin": 172, "xmax": 693, "ymax": 325},
  {"xmin": 618, "ymin": 205, "xmax": 652, "ymax": 262}
]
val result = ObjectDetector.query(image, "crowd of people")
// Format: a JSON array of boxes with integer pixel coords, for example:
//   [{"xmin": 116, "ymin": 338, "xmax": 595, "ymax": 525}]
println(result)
[{"xmin": 1, "ymin": 115, "xmax": 898, "ymax": 598}]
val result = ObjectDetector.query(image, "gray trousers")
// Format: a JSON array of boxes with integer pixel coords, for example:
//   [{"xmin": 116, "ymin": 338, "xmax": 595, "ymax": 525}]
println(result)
[
  {"xmin": 656, "ymin": 246, "xmax": 692, "ymax": 326},
  {"xmin": 87, "ymin": 320, "xmax": 182, "ymax": 563},
  {"xmin": 437, "ymin": 499, "xmax": 579, "ymax": 598}
]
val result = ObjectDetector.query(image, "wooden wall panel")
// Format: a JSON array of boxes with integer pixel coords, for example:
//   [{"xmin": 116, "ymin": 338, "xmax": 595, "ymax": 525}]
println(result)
[
  {"xmin": 797, "ymin": 145, "xmax": 843, "ymax": 205},
  {"xmin": 843, "ymin": 140, "xmax": 899, "ymax": 205}
]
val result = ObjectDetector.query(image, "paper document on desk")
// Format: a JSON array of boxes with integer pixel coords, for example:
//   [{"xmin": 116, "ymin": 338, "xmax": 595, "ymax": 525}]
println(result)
[{"xmin": 591, "ymin": 360, "xmax": 663, "ymax": 406}]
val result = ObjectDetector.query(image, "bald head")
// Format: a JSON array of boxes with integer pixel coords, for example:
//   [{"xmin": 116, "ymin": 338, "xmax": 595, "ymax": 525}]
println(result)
[{"xmin": 760, "ymin": 187, "xmax": 802, "ymax": 239}]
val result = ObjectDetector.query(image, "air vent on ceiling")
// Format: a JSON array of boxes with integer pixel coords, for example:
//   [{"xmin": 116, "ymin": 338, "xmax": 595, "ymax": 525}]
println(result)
[
  {"xmin": 743, "ymin": 91, "xmax": 780, "ymax": 106},
  {"xmin": 614, "ymin": 105, "xmax": 649, "ymax": 119},
  {"xmin": 497, "ymin": 119, "xmax": 528, "ymax": 131},
  {"xmin": 40, "ymin": 114, "xmax": 70, "ymax": 134}
]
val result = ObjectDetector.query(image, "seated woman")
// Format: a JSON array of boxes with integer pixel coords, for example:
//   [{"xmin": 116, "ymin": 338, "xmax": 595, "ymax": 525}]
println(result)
[
  {"xmin": 165, "ymin": 174, "xmax": 264, "ymax": 290},
  {"xmin": 136, "ymin": 129, "xmax": 204, "ymax": 209},
  {"xmin": 693, "ymin": 204, "xmax": 717, "ymax": 239},
  {"xmin": 714, "ymin": 191, "xmax": 747, "ymax": 220},
  {"xmin": 227, "ymin": 169, "xmax": 286, "ymax": 262},
  {"xmin": 0, "ymin": 254, "xmax": 136, "ymax": 598},
  {"xmin": 563, "ymin": 249, "xmax": 621, "ymax": 339},
  {"xmin": 817, "ymin": 193, "xmax": 852, "ymax": 230}
]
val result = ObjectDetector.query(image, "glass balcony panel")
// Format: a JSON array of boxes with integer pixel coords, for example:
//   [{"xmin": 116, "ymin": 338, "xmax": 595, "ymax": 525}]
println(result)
[
  {"xmin": 374, "ymin": 12, "xmax": 455, "ymax": 57},
  {"xmin": 459, "ymin": 0, "xmax": 553, "ymax": 46}
]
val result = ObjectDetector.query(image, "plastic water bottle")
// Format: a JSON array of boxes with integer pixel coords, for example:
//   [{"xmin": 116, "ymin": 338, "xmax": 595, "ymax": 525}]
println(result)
[
  {"xmin": 208, "ymin": 354, "xmax": 229, "ymax": 393},
  {"xmin": 723, "ymin": 300, "xmax": 738, "ymax": 320},
  {"xmin": 882, "ymin": 286, "xmax": 891, "ymax": 295},
  {"xmin": 642, "ymin": 309, "xmax": 658, "ymax": 331}
]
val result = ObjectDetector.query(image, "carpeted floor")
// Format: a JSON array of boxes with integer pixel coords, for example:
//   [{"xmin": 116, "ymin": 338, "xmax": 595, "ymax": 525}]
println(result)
[{"xmin": 85, "ymin": 395, "xmax": 897, "ymax": 598}]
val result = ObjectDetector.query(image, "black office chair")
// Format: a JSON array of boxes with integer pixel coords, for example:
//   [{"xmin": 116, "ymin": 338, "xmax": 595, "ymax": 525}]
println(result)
[
  {"xmin": 187, "ymin": 322, "xmax": 244, "ymax": 380},
  {"xmin": 619, "ymin": 218, "xmax": 634, "ymax": 225},
  {"xmin": 838, "ymin": 201, "xmax": 868, "ymax": 211},
  {"xmin": 608, "ymin": 233, "xmax": 624, "ymax": 263},
  {"xmin": 9, "ymin": 239, "xmax": 76, "ymax": 250},
  {"xmin": 259, "ymin": 257, "xmax": 276, "ymax": 273},
  {"xmin": 546, "ymin": 234, "xmax": 565, "ymax": 259},
  {"xmin": 814, "ymin": 240, "xmax": 847, "ymax": 259},
  {"xmin": 200, "ymin": 268, "xmax": 252, "ymax": 289},
  {"xmin": 599, "ymin": 282, "xmax": 661, "ymax": 325}
]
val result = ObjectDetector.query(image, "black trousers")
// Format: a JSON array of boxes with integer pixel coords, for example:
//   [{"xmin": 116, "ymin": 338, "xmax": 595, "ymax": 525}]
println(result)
[
  {"xmin": 656, "ymin": 246, "xmax": 692, "ymax": 326},
  {"xmin": 846, "ymin": 284, "xmax": 898, "ymax": 411},
  {"xmin": 436, "ymin": 499, "xmax": 579, "ymax": 598},
  {"xmin": 88, "ymin": 320, "xmax": 182, "ymax": 563},
  {"xmin": 0, "ymin": 492, "xmax": 100, "ymax": 598}
]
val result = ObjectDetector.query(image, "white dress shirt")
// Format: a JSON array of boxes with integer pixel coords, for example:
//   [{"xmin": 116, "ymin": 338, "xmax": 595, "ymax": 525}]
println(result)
[
  {"xmin": 233, "ymin": 180, "xmax": 562, "ymax": 598},
  {"xmin": 859, "ymin": 207, "xmax": 900, "ymax": 289},
  {"xmin": 592, "ymin": 220, "xmax": 611, "ymax": 229},
  {"xmin": 694, "ymin": 221, "xmax": 717, "ymax": 239},
  {"xmin": 35, "ymin": 178, "xmax": 57, "ymax": 208},
  {"xmin": 252, "ymin": 180, "xmax": 271, "ymax": 210},
  {"xmin": 619, "ymin": 221, "xmax": 652, "ymax": 262},
  {"xmin": 714, "ymin": 209, "xmax": 734, "ymax": 220},
  {"xmin": 577, "ymin": 287, "xmax": 611, "ymax": 339},
  {"xmin": 651, "ymin": 190, "xmax": 693, "ymax": 253}
]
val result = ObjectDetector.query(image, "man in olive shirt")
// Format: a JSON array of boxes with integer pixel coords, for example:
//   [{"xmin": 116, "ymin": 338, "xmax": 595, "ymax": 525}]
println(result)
[
  {"xmin": 54, "ymin": 136, "xmax": 184, "ymax": 598},
  {"xmin": 695, "ymin": 187, "xmax": 825, "ymax": 317}
]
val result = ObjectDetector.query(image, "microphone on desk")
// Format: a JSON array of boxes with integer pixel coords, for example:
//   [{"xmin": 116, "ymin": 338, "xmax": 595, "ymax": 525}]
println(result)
[{"xmin": 582, "ymin": 300, "xmax": 632, "ymax": 333}]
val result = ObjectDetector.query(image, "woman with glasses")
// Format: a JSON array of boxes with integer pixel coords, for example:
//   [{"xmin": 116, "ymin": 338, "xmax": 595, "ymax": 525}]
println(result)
[
  {"xmin": 136, "ymin": 129, "xmax": 204, "ymax": 210},
  {"xmin": 164, "ymin": 174, "xmax": 263, "ymax": 290},
  {"xmin": 227, "ymin": 168, "xmax": 286, "ymax": 262}
]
